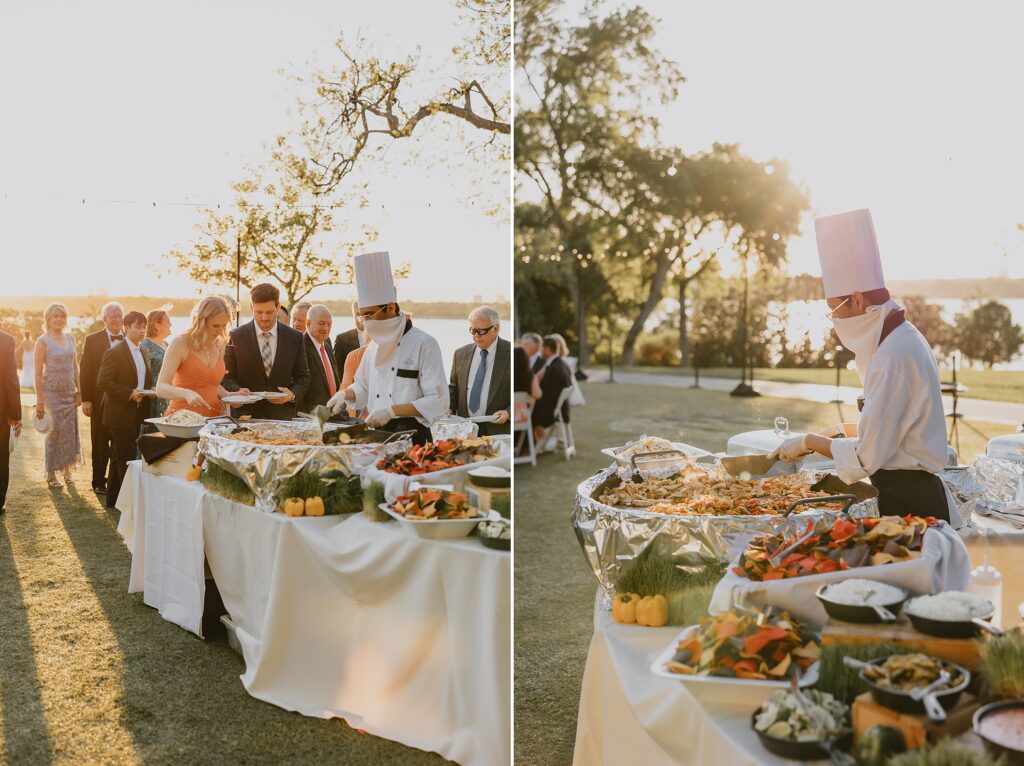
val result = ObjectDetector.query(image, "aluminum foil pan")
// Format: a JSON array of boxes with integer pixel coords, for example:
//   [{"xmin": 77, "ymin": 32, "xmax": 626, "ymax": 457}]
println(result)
[
  {"xmin": 571, "ymin": 464, "xmax": 879, "ymax": 602},
  {"xmin": 199, "ymin": 420, "xmax": 412, "ymax": 512},
  {"xmin": 430, "ymin": 417, "xmax": 479, "ymax": 442},
  {"xmin": 943, "ymin": 456, "xmax": 1024, "ymax": 528}
]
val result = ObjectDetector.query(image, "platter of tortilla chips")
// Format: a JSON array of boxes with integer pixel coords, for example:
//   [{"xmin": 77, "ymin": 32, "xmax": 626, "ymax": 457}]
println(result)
[
  {"xmin": 735, "ymin": 515, "xmax": 936, "ymax": 582},
  {"xmin": 650, "ymin": 608, "xmax": 820, "ymax": 703}
]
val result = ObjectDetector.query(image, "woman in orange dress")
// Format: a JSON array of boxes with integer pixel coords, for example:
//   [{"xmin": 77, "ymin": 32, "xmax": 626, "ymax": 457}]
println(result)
[
  {"xmin": 340, "ymin": 330, "xmax": 369, "ymax": 418},
  {"xmin": 157, "ymin": 296, "xmax": 245, "ymax": 417}
]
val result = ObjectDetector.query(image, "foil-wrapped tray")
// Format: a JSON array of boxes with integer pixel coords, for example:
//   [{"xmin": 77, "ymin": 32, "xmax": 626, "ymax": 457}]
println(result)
[
  {"xmin": 571, "ymin": 463, "xmax": 879, "ymax": 601},
  {"xmin": 199, "ymin": 420, "xmax": 412, "ymax": 513}
]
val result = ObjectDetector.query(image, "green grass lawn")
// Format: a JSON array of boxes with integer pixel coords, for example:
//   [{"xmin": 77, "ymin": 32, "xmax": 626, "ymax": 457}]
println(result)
[
  {"xmin": 619, "ymin": 365, "xmax": 1024, "ymax": 403},
  {"xmin": 513, "ymin": 381, "xmax": 1004, "ymax": 766},
  {"xmin": 0, "ymin": 411, "xmax": 449, "ymax": 765}
]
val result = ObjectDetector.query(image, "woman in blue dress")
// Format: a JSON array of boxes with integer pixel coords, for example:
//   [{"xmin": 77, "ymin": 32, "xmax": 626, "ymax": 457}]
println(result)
[
  {"xmin": 34, "ymin": 303, "xmax": 82, "ymax": 488},
  {"xmin": 140, "ymin": 310, "xmax": 172, "ymax": 428}
]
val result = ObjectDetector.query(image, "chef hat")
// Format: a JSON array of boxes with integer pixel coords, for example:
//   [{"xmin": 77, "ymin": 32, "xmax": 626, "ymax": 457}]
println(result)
[
  {"xmin": 814, "ymin": 209, "xmax": 886, "ymax": 298},
  {"xmin": 353, "ymin": 251, "xmax": 398, "ymax": 309}
]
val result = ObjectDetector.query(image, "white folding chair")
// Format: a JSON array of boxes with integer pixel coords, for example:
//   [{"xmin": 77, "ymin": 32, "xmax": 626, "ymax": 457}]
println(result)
[
  {"xmin": 551, "ymin": 386, "xmax": 576, "ymax": 460},
  {"xmin": 513, "ymin": 391, "xmax": 537, "ymax": 466}
]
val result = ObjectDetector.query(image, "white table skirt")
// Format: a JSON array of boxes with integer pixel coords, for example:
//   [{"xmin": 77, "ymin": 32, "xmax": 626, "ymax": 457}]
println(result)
[
  {"xmin": 115, "ymin": 463, "xmax": 511, "ymax": 766},
  {"xmin": 573, "ymin": 592, "xmax": 824, "ymax": 766}
]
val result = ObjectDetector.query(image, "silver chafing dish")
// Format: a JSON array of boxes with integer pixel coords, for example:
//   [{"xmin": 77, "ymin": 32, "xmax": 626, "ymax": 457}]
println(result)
[{"xmin": 199, "ymin": 419, "xmax": 413, "ymax": 512}]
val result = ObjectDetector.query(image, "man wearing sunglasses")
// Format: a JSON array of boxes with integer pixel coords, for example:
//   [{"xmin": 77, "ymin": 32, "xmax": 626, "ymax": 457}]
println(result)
[
  {"xmin": 769, "ymin": 209, "xmax": 959, "ymax": 525},
  {"xmin": 327, "ymin": 251, "xmax": 447, "ymax": 444},
  {"xmin": 449, "ymin": 306, "xmax": 511, "ymax": 436}
]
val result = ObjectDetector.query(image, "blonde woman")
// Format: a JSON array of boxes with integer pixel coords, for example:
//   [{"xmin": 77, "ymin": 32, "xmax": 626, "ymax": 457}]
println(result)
[
  {"xmin": 34, "ymin": 303, "xmax": 82, "ymax": 487},
  {"xmin": 158, "ymin": 296, "xmax": 243, "ymax": 417}
]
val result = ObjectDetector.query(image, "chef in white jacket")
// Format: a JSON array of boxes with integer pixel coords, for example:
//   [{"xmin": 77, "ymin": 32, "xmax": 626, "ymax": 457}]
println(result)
[
  {"xmin": 327, "ymin": 251, "xmax": 448, "ymax": 444},
  {"xmin": 770, "ymin": 209, "xmax": 961, "ymax": 526}
]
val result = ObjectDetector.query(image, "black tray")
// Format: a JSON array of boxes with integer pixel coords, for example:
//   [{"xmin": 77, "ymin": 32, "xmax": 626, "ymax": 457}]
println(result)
[{"xmin": 751, "ymin": 711, "xmax": 853, "ymax": 761}]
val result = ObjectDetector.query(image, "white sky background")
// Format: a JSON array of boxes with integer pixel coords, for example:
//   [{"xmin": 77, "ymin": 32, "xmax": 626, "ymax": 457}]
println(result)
[
  {"xmin": 531, "ymin": 0, "xmax": 1024, "ymax": 281},
  {"xmin": 0, "ymin": 0, "xmax": 510, "ymax": 302}
]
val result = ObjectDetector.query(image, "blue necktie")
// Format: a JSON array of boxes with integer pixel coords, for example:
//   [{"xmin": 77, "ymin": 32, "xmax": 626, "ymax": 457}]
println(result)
[{"xmin": 469, "ymin": 348, "xmax": 488, "ymax": 413}]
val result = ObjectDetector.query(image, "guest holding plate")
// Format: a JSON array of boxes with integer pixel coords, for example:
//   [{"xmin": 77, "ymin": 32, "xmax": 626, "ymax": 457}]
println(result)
[{"xmin": 158, "ymin": 296, "xmax": 241, "ymax": 418}]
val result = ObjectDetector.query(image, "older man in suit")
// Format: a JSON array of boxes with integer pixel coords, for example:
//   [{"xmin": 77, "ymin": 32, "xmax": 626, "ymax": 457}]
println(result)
[
  {"xmin": 299, "ymin": 304, "xmax": 342, "ymax": 413},
  {"xmin": 223, "ymin": 283, "xmax": 310, "ymax": 420},
  {"xmin": 96, "ymin": 311, "xmax": 151, "ymax": 509},
  {"xmin": 1, "ymin": 330, "xmax": 23, "ymax": 514},
  {"xmin": 79, "ymin": 301, "xmax": 124, "ymax": 496},
  {"xmin": 449, "ymin": 306, "xmax": 511, "ymax": 436}
]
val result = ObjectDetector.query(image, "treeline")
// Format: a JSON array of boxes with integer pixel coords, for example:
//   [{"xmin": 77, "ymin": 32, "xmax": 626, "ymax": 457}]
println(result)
[{"xmin": 627, "ymin": 276, "xmax": 1024, "ymax": 370}]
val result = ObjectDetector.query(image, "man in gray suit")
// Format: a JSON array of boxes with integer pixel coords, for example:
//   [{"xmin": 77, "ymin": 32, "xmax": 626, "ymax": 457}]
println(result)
[{"xmin": 449, "ymin": 306, "xmax": 510, "ymax": 436}]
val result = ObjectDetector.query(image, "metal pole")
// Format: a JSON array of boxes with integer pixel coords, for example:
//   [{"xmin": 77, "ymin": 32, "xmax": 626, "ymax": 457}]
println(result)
[{"xmin": 236, "ymin": 234, "xmax": 242, "ymax": 328}]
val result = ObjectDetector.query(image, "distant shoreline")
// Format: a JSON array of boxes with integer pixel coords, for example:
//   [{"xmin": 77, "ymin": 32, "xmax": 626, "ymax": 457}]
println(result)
[{"xmin": 0, "ymin": 295, "xmax": 510, "ymax": 320}]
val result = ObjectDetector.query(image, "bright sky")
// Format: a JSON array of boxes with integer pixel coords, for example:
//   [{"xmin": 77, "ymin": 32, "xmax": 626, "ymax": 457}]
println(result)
[
  {"xmin": 545, "ymin": 0, "xmax": 1024, "ymax": 281},
  {"xmin": 0, "ymin": 0, "xmax": 510, "ymax": 302}
]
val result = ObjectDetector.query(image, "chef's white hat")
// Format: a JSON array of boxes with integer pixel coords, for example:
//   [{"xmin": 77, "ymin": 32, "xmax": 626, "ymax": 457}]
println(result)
[
  {"xmin": 353, "ymin": 251, "xmax": 398, "ymax": 308},
  {"xmin": 814, "ymin": 209, "xmax": 886, "ymax": 298}
]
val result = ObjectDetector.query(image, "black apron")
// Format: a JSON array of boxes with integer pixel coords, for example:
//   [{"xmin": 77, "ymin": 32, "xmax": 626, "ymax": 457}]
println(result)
[
  {"xmin": 864, "ymin": 309, "xmax": 950, "ymax": 523},
  {"xmin": 380, "ymin": 416, "xmax": 432, "ymax": 446}
]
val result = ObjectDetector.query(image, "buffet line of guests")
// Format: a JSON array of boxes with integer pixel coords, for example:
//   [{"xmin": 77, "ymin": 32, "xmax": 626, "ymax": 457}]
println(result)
[{"xmin": 24, "ymin": 262, "xmax": 510, "ymax": 509}]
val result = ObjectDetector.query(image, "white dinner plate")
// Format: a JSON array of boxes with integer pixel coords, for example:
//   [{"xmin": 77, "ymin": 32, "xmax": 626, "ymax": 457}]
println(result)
[
  {"xmin": 223, "ymin": 394, "xmax": 263, "ymax": 405},
  {"xmin": 650, "ymin": 623, "xmax": 819, "ymax": 707},
  {"xmin": 138, "ymin": 389, "xmax": 157, "ymax": 397},
  {"xmin": 469, "ymin": 414, "xmax": 500, "ymax": 423}
]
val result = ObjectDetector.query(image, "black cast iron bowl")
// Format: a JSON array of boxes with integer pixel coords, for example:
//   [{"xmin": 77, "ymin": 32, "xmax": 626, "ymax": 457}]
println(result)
[
  {"xmin": 974, "ymin": 700, "xmax": 1024, "ymax": 766},
  {"xmin": 815, "ymin": 582, "xmax": 909, "ymax": 624},
  {"xmin": 467, "ymin": 467, "xmax": 511, "ymax": 489},
  {"xmin": 750, "ymin": 711, "xmax": 853, "ymax": 761},
  {"xmin": 859, "ymin": 656, "xmax": 970, "ymax": 716},
  {"xmin": 903, "ymin": 595, "xmax": 997, "ymax": 638}
]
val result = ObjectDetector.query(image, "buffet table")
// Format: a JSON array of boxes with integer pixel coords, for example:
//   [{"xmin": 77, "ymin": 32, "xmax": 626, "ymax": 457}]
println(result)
[{"xmin": 116, "ymin": 462, "xmax": 510, "ymax": 766}]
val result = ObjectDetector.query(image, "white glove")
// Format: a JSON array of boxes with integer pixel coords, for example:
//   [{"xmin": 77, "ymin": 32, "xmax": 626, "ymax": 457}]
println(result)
[
  {"xmin": 770, "ymin": 434, "xmax": 810, "ymax": 463},
  {"xmin": 327, "ymin": 389, "xmax": 353, "ymax": 414},
  {"xmin": 365, "ymin": 406, "xmax": 395, "ymax": 428}
]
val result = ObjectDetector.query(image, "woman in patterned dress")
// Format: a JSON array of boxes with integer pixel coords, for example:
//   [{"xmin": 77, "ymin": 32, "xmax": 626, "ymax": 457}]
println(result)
[
  {"xmin": 141, "ymin": 309, "xmax": 172, "ymax": 429},
  {"xmin": 34, "ymin": 303, "xmax": 82, "ymax": 488}
]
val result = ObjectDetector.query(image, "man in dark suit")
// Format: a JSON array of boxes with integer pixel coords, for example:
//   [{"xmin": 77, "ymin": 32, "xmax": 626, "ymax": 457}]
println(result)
[
  {"xmin": 79, "ymin": 301, "xmax": 125, "ymax": 495},
  {"xmin": 449, "ymin": 306, "xmax": 511, "ymax": 436},
  {"xmin": 531, "ymin": 336, "xmax": 573, "ymax": 442},
  {"xmin": 299, "ymin": 304, "xmax": 342, "ymax": 413},
  {"xmin": 333, "ymin": 300, "xmax": 363, "ymax": 371},
  {"xmin": 223, "ymin": 283, "xmax": 310, "ymax": 421},
  {"xmin": 0, "ymin": 331, "xmax": 23, "ymax": 514},
  {"xmin": 520, "ymin": 332, "xmax": 544, "ymax": 373},
  {"xmin": 96, "ymin": 311, "xmax": 151, "ymax": 509}
]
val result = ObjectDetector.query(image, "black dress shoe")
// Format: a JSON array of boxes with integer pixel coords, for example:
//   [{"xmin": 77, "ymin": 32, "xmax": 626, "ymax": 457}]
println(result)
[{"xmin": 93, "ymin": 485, "xmax": 107, "ymax": 495}]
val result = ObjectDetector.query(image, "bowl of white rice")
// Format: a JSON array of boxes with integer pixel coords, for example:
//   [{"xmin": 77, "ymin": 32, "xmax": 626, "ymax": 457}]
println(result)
[
  {"xmin": 816, "ymin": 578, "xmax": 910, "ymax": 624},
  {"xmin": 904, "ymin": 591, "xmax": 997, "ymax": 638}
]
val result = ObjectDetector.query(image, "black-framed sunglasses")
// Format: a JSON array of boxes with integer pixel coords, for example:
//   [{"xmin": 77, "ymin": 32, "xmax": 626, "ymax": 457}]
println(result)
[{"xmin": 470, "ymin": 325, "xmax": 496, "ymax": 336}]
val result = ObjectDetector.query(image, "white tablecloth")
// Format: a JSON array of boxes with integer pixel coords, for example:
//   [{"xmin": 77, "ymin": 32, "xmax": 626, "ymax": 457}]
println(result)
[
  {"xmin": 116, "ymin": 463, "xmax": 511, "ymax": 766},
  {"xmin": 574, "ymin": 592, "xmax": 805, "ymax": 766}
]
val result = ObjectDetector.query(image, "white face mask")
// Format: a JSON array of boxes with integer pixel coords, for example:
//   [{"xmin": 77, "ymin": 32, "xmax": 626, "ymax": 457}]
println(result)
[
  {"xmin": 831, "ymin": 299, "xmax": 899, "ymax": 381},
  {"xmin": 364, "ymin": 312, "xmax": 406, "ymax": 365}
]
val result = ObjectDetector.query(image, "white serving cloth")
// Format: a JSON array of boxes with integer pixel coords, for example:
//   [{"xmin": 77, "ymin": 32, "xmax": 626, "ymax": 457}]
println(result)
[
  {"xmin": 116, "ymin": 463, "xmax": 207, "ymax": 636},
  {"xmin": 574, "ymin": 592, "xmax": 801, "ymax": 766},
  {"xmin": 116, "ymin": 463, "xmax": 510, "ymax": 766},
  {"xmin": 708, "ymin": 522, "xmax": 972, "ymax": 627}
]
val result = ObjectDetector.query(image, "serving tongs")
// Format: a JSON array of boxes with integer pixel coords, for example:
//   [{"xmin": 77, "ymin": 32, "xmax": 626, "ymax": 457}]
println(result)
[
  {"xmin": 629, "ymin": 449, "xmax": 688, "ymax": 478},
  {"xmin": 206, "ymin": 414, "xmax": 251, "ymax": 433},
  {"xmin": 782, "ymin": 494, "xmax": 858, "ymax": 518},
  {"xmin": 788, "ymin": 666, "xmax": 854, "ymax": 766},
  {"xmin": 719, "ymin": 453, "xmax": 797, "ymax": 478}
]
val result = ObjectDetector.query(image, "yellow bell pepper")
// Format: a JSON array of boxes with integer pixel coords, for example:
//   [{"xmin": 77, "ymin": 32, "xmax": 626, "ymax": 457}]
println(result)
[
  {"xmin": 636, "ymin": 594, "xmax": 670, "ymax": 627},
  {"xmin": 283, "ymin": 497, "xmax": 305, "ymax": 517},
  {"xmin": 305, "ymin": 496, "xmax": 325, "ymax": 517},
  {"xmin": 612, "ymin": 592, "xmax": 640, "ymax": 624}
]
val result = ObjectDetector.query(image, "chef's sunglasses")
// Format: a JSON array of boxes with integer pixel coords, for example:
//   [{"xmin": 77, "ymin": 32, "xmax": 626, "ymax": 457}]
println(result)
[
  {"xmin": 357, "ymin": 305, "xmax": 389, "ymax": 320},
  {"xmin": 824, "ymin": 296, "xmax": 851, "ymax": 319},
  {"xmin": 469, "ymin": 325, "xmax": 496, "ymax": 336}
]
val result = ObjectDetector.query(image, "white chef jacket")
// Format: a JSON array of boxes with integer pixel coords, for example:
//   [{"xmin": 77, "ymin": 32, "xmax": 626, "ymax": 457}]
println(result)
[
  {"xmin": 350, "ymin": 326, "xmax": 448, "ymax": 428},
  {"xmin": 467, "ymin": 339, "xmax": 497, "ymax": 417},
  {"xmin": 830, "ymin": 321, "xmax": 962, "ymax": 527}
]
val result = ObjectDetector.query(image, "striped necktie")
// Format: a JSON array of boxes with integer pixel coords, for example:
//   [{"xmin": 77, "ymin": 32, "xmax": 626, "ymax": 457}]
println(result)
[{"xmin": 260, "ymin": 332, "xmax": 273, "ymax": 376}]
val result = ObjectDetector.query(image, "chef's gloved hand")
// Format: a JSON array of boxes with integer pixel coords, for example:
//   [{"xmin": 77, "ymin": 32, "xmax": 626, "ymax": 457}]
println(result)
[
  {"xmin": 365, "ymin": 406, "xmax": 395, "ymax": 428},
  {"xmin": 768, "ymin": 434, "xmax": 810, "ymax": 463},
  {"xmin": 326, "ymin": 389, "xmax": 352, "ymax": 414}
]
